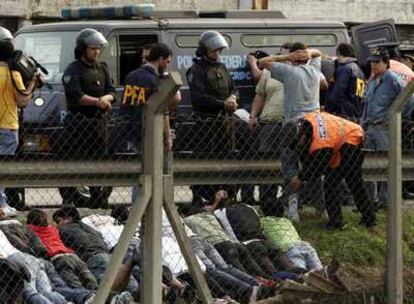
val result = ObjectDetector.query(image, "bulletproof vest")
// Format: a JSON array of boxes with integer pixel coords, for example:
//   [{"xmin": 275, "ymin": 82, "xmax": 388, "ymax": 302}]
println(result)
[{"xmin": 204, "ymin": 62, "xmax": 231, "ymax": 101}]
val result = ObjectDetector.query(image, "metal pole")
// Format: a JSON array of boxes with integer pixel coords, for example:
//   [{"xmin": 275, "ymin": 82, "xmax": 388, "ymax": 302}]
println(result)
[
  {"xmin": 141, "ymin": 111, "xmax": 164, "ymax": 304},
  {"xmin": 142, "ymin": 72, "xmax": 183, "ymax": 304},
  {"xmin": 92, "ymin": 175, "xmax": 152, "ymax": 304},
  {"xmin": 163, "ymin": 175, "xmax": 213, "ymax": 304},
  {"xmin": 387, "ymin": 80, "xmax": 414, "ymax": 304},
  {"xmin": 387, "ymin": 112, "xmax": 403, "ymax": 304}
]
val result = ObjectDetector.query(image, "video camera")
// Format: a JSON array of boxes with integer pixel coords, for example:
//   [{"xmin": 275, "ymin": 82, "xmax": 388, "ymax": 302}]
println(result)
[{"xmin": 8, "ymin": 50, "xmax": 49, "ymax": 93}]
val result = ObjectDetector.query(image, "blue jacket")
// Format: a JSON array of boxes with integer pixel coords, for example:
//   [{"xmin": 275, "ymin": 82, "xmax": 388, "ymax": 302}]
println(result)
[{"xmin": 326, "ymin": 58, "xmax": 365, "ymax": 120}]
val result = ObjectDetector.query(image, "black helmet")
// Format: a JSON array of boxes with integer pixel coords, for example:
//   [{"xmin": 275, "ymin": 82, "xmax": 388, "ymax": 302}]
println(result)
[
  {"xmin": 76, "ymin": 28, "xmax": 107, "ymax": 48},
  {"xmin": 199, "ymin": 30, "xmax": 228, "ymax": 51},
  {"xmin": 0, "ymin": 26, "xmax": 13, "ymax": 42}
]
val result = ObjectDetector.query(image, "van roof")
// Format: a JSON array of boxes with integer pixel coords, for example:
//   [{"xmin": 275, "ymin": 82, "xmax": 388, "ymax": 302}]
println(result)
[{"xmin": 17, "ymin": 19, "xmax": 347, "ymax": 35}]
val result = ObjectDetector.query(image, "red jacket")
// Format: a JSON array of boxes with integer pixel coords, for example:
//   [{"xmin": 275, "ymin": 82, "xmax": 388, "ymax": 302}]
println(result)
[{"xmin": 27, "ymin": 224, "xmax": 74, "ymax": 257}]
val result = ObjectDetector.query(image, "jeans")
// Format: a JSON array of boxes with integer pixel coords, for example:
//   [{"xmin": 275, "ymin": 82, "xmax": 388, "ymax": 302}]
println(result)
[
  {"xmin": 279, "ymin": 147, "xmax": 300, "ymax": 215},
  {"xmin": 190, "ymin": 236, "xmax": 228, "ymax": 270},
  {"xmin": 53, "ymin": 254, "xmax": 98, "ymax": 290},
  {"xmin": 87, "ymin": 252, "xmax": 139, "ymax": 294},
  {"xmin": 286, "ymin": 241, "xmax": 323, "ymax": 272},
  {"xmin": 9, "ymin": 252, "xmax": 69, "ymax": 304},
  {"xmin": 44, "ymin": 260, "xmax": 93, "ymax": 304},
  {"xmin": 206, "ymin": 269, "xmax": 251, "ymax": 302},
  {"xmin": 122, "ymin": 238, "xmax": 141, "ymax": 282},
  {"xmin": 0, "ymin": 129, "xmax": 18, "ymax": 207},
  {"xmin": 364, "ymin": 125, "xmax": 389, "ymax": 151}
]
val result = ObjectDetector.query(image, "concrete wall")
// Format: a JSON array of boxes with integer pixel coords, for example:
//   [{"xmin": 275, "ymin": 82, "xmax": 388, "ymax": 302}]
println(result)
[{"xmin": 270, "ymin": 0, "xmax": 414, "ymax": 24}]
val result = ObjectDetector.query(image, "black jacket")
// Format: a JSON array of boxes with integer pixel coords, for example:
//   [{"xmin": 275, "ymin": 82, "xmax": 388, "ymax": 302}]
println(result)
[
  {"xmin": 58, "ymin": 221, "xmax": 108, "ymax": 262},
  {"xmin": 187, "ymin": 57, "xmax": 237, "ymax": 115},
  {"xmin": 326, "ymin": 58, "xmax": 365, "ymax": 120}
]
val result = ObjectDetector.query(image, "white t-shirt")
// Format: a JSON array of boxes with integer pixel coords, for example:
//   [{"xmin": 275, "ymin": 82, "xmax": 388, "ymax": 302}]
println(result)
[{"xmin": 0, "ymin": 229, "xmax": 19, "ymax": 258}]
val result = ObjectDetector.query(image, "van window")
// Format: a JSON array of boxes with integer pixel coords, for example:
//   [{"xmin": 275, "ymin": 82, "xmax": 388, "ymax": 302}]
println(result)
[
  {"xmin": 176, "ymin": 34, "xmax": 232, "ymax": 48},
  {"xmin": 15, "ymin": 31, "xmax": 78, "ymax": 84},
  {"xmin": 241, "ymin": 34, "xmax": 337, "ymax": 47},
  {"xmin": 101, "ymin": 36, "xmax": 118, "ymax": 85},
  {"xmin": 119, "ymin": 34, "xmax": 158, "ymax": 84}
]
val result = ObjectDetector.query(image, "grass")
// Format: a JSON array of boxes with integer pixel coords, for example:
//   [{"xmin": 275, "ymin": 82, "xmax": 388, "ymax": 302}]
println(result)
[{"xmin": 294, "ymin": 207, "xmax": 414, "ymax": 267}]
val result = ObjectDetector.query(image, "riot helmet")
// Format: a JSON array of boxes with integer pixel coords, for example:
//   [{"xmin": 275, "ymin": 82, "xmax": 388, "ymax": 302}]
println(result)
[
  {"xmin": 199, "ymin": 30, "xmax": 228, "ymax": 51},
  {"xmin": 76, "ymin": 28, "xmax": 107, "ymax": 48},
  {"xmin": 0, "ymin": 26, "xmax": 13, "ymax": 42},
  {"xmin": 74, "ymin": 28, "xmax": 107, "ymax": 60}
]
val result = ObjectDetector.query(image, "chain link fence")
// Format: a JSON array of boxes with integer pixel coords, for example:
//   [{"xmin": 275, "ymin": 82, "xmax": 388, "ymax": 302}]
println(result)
[{"xmin": 1, "ymin": 89, "xmax": 414, "ymax": 303}]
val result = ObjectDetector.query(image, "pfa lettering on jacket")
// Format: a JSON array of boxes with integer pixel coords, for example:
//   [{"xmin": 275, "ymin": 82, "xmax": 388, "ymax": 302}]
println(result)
[{"xmin": 122, "ymin": 85, "xmax": 150, "ymax": 106}]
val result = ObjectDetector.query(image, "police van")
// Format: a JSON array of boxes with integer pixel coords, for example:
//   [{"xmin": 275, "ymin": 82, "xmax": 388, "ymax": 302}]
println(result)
[{"xmin": 12, "ymin": 5, "xmax": 396, "ymax": 205}]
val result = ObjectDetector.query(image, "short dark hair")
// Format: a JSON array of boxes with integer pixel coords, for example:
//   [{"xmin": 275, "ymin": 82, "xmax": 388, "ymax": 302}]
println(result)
[
  {"xmin": 27, "ymin": 209, "xmax": 49, "ymax": 227},
  {"xmin": 111, "ymin": 206, "xmax": 130, "ymax": 225},
  {"xmin": 251, "ymin": 50, "xmax": 269, "ymax": 59},
  {"xmin": 336, "ymin": 43, "xmax": 355, "ymax": 57},
  {"xmin": 52, "ymin": 206, "xmax": 81, "ymax": 223},
  {"xmin": 289, "ymin": 42, "xmax": 307, "ymax": 53},
  {"xmin": 146, "ymin": 43, "xmax": 173, "ymax": 62}
]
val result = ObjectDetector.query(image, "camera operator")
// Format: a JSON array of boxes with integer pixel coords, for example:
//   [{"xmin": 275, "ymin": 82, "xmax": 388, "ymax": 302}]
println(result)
[{"xmin": 0, "ymin": 26, "xmax": 36, "ymax": 218}]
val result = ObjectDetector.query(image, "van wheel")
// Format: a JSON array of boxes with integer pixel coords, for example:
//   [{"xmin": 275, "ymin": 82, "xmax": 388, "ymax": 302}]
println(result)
[{"xmin": 58, "ymin": 186, "xmax": 112, "ymax": 209}]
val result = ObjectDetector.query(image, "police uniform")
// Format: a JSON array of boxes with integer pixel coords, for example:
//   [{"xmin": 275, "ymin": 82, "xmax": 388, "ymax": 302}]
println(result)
[
  {"xmin": 187, "ymin": 57, "xmax": 236, "ymax": 116},
  {"xmin": 62, "ymin": 59, "xmax": 116, "ymax": 158},
  {"xmin": 187, "ymin": 57, "xmax": 238, "ymax": 203},
  {"xmin": 119, "ymin": 64, "xmax": 159, "ymax": 152},
  {"xmin": 298, "ymin": 112, "xmax": 376, "ymax": 228}
]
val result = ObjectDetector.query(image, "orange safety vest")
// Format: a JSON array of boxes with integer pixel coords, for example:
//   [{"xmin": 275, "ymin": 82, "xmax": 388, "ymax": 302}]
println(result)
[{"xmin": 304, "ymin": 112, "xmax": 364, "ymax": 169}]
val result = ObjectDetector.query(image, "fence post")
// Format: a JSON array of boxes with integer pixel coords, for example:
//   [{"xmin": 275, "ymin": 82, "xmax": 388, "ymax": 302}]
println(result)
[
  {"xmin": 91, "ymin": 72, "xmax": 182, "ymax": 304},
  {"xmin": 141, "ymin": 72, "xmax": 182, "ymax": 304},
  {"xmin": 387, "ymin": 80, "xmax": 414, "ymax": 304}
]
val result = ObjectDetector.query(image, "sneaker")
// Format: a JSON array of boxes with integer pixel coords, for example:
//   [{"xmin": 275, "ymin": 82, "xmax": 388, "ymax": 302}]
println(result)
[
  {"xmin": 84, "ymin": 294, "xmax": 95, "ymax": 304},
  {"xmin": 110, "ymin": 291, "xmax": 133, "ymax": 304},
  {"xmin": 247, "ymin": 286, "xmax": 258, "ymax": 303},
  {"xmin": 287, "ymin": 196, "xmax": 300, "ymax": 222}
]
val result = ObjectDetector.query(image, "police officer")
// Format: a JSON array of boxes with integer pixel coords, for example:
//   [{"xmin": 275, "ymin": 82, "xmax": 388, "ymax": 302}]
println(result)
[
  {"xmin": 187, "ymin": 30, "xmax": 239, "ymax": 205},
  {"xmin": 120, "ymin": 43, "xmax": 179, "ymax": 153},
  {"xmin": 283, "ymin": 112, "xmax": 377, "ymax": 229},
  {"xmin": 187, "ymin": 30, "xmax": 238, "ymax": 116},
  {"xmin": 0, "ymin": 26, "xmax": 36, "ymax": 217},
  {"xmin": 120, "ymin": 43, "xmax": 180, "ymax": 203},
  {"xmin": 62, "ymin": 28, "xmax": 116, "ymax": 208}
]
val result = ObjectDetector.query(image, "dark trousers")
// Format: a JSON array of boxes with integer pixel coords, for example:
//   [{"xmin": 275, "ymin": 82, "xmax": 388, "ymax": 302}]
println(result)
[
  {"xmin": 53, "ymin": 254, "xmax": 98, "ymax": 290},
  {"xmin": 243, "ymin": 239, "xmax": 295, "ymax": 275},
  {"xmin": 214, "ymin": 241, "xmax": 268, "ymax": 278},
  {"xmin": 324, "ymin": 144, "xmax": 376, "ymax": 225},
  {"xmin": 206, "ymin": 269, "xmax": 252, "ymax": 302}
]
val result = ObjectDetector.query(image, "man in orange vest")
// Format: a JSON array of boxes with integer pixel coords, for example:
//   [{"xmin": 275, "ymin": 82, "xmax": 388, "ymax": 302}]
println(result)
[{"xmin": 283, "ymin": 112, "xmax": 377, "ymax": 229}]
